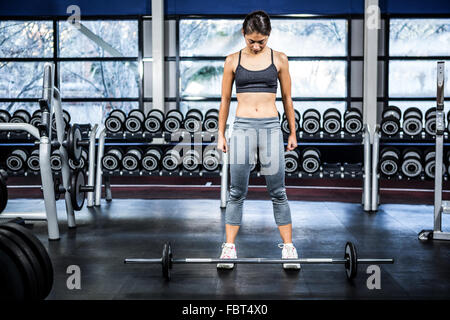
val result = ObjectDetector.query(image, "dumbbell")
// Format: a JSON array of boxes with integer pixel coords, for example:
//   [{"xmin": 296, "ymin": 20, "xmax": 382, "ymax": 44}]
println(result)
[
  {"xmin": 50, "ymin": 149, "xmax": 62, "ymax": 171},
  {"xmin": 164, "ymin": 110, "xmax": 184, "ymax": 133},
  {"xmin": 343, "ymin": 108, "xmax": 363, "ymax": 134},
  {"xmin": 424, "ymin": 149, "xmax": 445, "ymax": 179},
  {"xmin": 30, "ymin": 110, "xmax": 43, "ymax": 127},
  {"xmin": 302, "ymin": 109, "xmax": 321, "ymax": 134},
  {"xmin": 202, "ymin": 148, "xmax": 221, "ymax": 171},
  {"xmin": 402, "ymin": 107, "xmax": 423, "ymax": 136},
  {"xmin": 125, "ymin": 109, "xmax": 145, "ymax": 133},
  {"xmin": 285, "ymin": 149, "xmax": 300, "ymax": 173},
  {"xmin": 144, "ymin": 109, "xmax": 165, "ymax": 133},
  {"xmin": 122, "ymin": 148, "xmax": 143, "ymax": 171},
  {"xmin": 401, "ymin": 148, "xmax": 422, "ymax": 178},
  {"xmin": 379, "ymin": 148, "xmax": 400, "ymax": 177},
  {"xmin": 68, "ymin": 149, "xmax": 88, "ymax": 170},
  {"xmin": 26, "ymin": 148, "xmax": 40, "ymax": 172},
  {"xmin": 424, "ymin": 107, "xmax": 438, "ymax": 136},
  {"xmin": 9, "ymin": 110, "xmax": 31, "ymax": 123},
  {"xmin": 381, "ymin": 106, "xmax": 401, "ymax": 136},
  {"xmin": 51, "ymin": 109, "xmax": 71, "ymax": 132},
  {"xmin": 6, "ymin": 149, "xmax": 28, "ymax": 171},
  {"xmin": 323, "ymin": 108, "xmax": 342, "ymax": 135},
  {"xmin": 102, "ymin": 148, "xmax": 124, "ymax": 171},
  {"xmin": 105, "ymin": 109, "xmax": 127, "ymax": 133},
  {"xmin": 203, "ymin": 109, "xmax": 219, "ymax": 133},
  {"xmin": 162, "ymin": 148, "xmax": 182, "ymax": 171},
  {"xmin": 281, "ymin": 110, "xmax": 300, "ymax": 135},
  {"xmin": 141, "ymin": 147, "xmax": 163, "ymax": 172},
  {"xmin": 184, "ymin": 109, "xmax": 203, "ymax": 133},
  {"xmin": 182, "ymin": 149, "xmax": 201, "ymax": 171},
  {"xmin": 301, "ymin": 148, "xmax": 321, "ymax": 173},
  {"xmin": 0, "ymin": 110, "xmax": 11, "ymax": 123}
]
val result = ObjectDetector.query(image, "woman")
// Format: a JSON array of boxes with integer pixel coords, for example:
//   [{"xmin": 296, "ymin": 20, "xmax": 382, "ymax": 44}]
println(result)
[{"xmin": 216, "ymin": 10, "xmax": 300, "ymax": 270}]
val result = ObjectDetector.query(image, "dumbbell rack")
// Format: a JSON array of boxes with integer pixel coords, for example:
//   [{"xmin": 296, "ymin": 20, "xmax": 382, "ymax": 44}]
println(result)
[{"xmin": 94, "ymin": 128, "xmax": 226, "ymax": 206}]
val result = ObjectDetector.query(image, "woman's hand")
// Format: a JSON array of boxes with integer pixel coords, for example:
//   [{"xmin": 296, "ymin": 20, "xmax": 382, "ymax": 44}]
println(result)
[
  {"xmin": 217, "ymin": 134, "xmax": 228, "ymax": 153},
  {"xmin": 286, "ymin": 134, "xmax": 298, "ymax": 151}
]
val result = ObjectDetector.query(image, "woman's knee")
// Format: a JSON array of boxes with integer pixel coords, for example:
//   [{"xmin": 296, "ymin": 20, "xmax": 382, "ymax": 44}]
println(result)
[
  {"xmin": 269, "ymin": 188, "xmax": 288, "ymax": 203},
  {"xmin": 229, "ymin": 186, "xmax": 248, "ymax": 202}
]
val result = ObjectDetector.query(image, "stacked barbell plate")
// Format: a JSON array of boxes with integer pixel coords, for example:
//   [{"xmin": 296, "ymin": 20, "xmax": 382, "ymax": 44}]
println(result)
[
  {"xmin": 30, "ymin": 110, "xmax": 42, "ymax": 127},
  {"xmin": 68, "ymin": 149, "xmax": 88, "ymax": 170}
]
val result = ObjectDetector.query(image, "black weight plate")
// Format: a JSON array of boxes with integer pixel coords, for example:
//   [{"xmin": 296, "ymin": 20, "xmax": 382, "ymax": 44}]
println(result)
[
  {"xmin": 0, "ymin": 228, "xmax": 46, "ymax": 299},
  {"xmin": 0, "ymin": 222, "xmax": 53, "ymax": 299},
  {"xmin": 0, "ymin": 233, "xmax": 39, "ymax": 299},
  {"xmin": 0, "ymin": 248, "xmax": 27, "ymax": 300},
  {"xmin": 0, "ymin": 177, "xmax": 7, "ymax": 214},
  {"xmin": 71, "ymin": 170, "xmax": 85, "ymax": 211},
  {"xmin": 345, "ymin": 242, "xmax": 357, "ymax": 280},
  {"xmin": 70, "ymin": 124, "xmax": 82, "ymax": 162},
  {"xmin": 162, "ymin": 242, "xmax": 171, "ymax": 280}
]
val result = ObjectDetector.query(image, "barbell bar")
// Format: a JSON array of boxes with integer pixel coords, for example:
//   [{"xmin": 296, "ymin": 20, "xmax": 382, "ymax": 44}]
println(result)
[{"xmin": 124, "ymin": 242, "xmax": 394, "ymax": 281}]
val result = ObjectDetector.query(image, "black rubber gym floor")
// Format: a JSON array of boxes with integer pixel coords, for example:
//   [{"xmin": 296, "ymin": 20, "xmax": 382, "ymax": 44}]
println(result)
[{"xmin": 3, "ymin": 199, "xmax": 450, "ymax": 300}]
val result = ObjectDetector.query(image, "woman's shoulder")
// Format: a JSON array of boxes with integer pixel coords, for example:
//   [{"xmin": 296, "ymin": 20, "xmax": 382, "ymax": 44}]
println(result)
[{"xmin": 272, "ymin": 49, "xmax": 288, "ymax": 62}]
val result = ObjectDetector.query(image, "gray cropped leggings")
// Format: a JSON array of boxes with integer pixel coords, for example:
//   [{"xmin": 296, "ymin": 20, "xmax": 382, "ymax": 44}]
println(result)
[{"xmin": 225, "ymin": 116, "xmax": 292, "ymax": 226}]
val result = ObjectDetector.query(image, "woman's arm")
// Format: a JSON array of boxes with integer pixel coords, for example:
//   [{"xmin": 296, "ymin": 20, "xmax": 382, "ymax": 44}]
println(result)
[
  {"xmin": 218, "ymin": 54, "xmax": 235, "ymax": 139},
  {"xmin": 278, "ymin": 52, "xmax": 298, "ymax": 151}
]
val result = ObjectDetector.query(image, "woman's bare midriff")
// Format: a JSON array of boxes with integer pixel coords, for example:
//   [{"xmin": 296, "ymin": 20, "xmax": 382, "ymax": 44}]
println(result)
[{"xmin": 235, "ymin": 92, "xmax": 278, "ymax": 118}]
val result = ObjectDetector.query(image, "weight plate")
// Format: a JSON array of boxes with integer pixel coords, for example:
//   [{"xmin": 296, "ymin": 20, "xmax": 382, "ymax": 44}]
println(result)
[
  {"xmin": 0, "ymin": 228, "xmax": 46, "ymax": 299},
  {"xmin": 0, "ymin": 221, "xmax": 54, "ymax": 298},
  {"xmin": 345, "ymin": 242, "xmax": 357, "ymax": 280},
  {"xmin": 71, "ymin": 170, "xmax": 86, "ymax": 211},
  {"xmin": 0, "ymin": 248, "xmax": 27, "ymax": 300},
  {"xmin": 68, "ymin": 124, "xmax": 82, "ymax": 161},
  {"xmin": 105, "ymin": 116, "xmax": 122, "ymax": 133},
  {"xmin": 162, "ymin": 242, "xmax": 171, "ymax": 280},
  {"xmin": 0, "ymin": 177, "xmax": 7, "ymax": 213},
  {"xmin": 0, "ymin": 233, "xmax": 39, "ymax": 299}
]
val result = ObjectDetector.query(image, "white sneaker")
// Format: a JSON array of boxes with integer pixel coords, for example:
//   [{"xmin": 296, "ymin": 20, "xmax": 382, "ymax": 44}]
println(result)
[
  {"xmin": 278, "ymin": 243, "xmax": 301, "ymax": 270},
  {"xmin": 217, "ymin": 243, "xmax": 236, "ymax": 269}
]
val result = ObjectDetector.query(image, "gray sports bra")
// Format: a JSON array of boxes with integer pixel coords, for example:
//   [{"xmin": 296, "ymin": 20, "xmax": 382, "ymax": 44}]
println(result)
[{"xmin": 234, "ymin": 48, "xmax": 278, "ymax": 93}]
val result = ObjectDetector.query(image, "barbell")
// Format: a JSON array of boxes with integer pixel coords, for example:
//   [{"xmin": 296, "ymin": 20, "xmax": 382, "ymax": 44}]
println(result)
[
  {"xmin": 52, "ymin": 169, "xmax": 94, "ymax": 211},
  {"xmin": 124, "ymin": 242, "xmax": 394, "ymax": 281}
]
